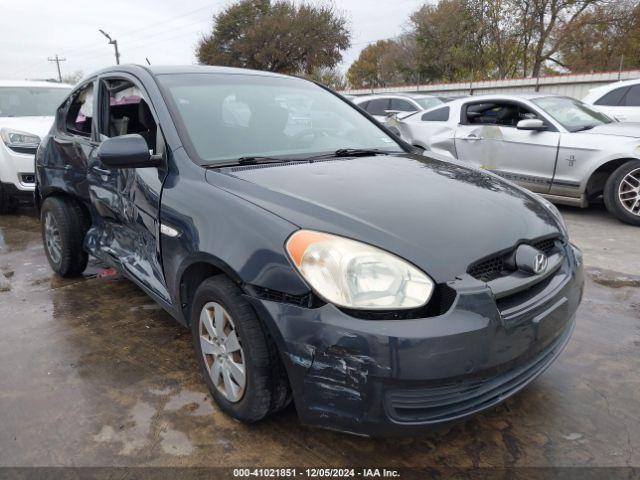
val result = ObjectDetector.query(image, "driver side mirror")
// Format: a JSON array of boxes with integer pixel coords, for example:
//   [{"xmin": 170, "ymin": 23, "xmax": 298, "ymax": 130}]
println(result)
[
  {"xmin": 97, "ymin": 134, "xmax": 161, "ymax": 168},
  {"xmin": 384, "ymin": 109, "xmax": 402, "ymax": 117},
  {"xmin": 517, "ymin": 119, "xmax": 547, "ymax": 131}
]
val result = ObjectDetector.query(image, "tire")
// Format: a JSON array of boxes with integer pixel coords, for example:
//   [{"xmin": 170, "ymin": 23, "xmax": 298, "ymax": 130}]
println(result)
[
  {"xmin": 0, "ymin": 184, "xmax": 18, "ymax": 214},
  {"xmin": 604, "ymin": 160, "xmax": 640, "ymax": 226},
  {"xmin": 40, "ymin": 196, "xmax": 89, "ymax": 277},
  {"xmin": 191, "ymin": 275, "xmax": 291, "ymax": 422}
]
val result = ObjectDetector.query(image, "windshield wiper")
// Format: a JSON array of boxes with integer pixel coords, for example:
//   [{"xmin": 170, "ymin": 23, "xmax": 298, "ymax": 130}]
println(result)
[
  {"xmin": 334, "ymin": 148, "xmax": 395, "ymax": 157},
  {"xmin": 237, "ymin": 156, "xmax": 290, "ymax": 165},
  {"xmin": 303, "ymin": 148, "xmax": 397, "ymax": 161},
  {"xmin": 210, "ymin": 149, "xmax": 398, "ymax": 168}
]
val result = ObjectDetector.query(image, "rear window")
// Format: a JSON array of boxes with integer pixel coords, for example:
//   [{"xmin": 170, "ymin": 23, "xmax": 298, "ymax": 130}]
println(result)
[
  {"xmin": 366, "ymin": 98, "xmax": 390, "ymax": 116},
  {"xmin": 390, "ymin": 98, "xmax": 417, "ymax": 112},
  {"xmin": 595, "ymin": 87, "xmax": 629, "ymax": 106}
]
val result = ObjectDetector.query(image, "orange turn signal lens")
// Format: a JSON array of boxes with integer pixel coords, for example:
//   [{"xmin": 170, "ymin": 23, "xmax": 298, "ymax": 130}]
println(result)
[{"xmin": 286, "ymin": 230, "xmax": 332, "ymax": 267}]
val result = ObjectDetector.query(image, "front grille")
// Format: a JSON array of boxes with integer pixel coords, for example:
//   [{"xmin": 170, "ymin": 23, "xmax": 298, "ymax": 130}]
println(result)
[
  {"xmin": 467, "ymin": 237, "xmax": 559, "ymax": 282},
  {"xmin": 385, "ymin": 322, "xmax": 572, "ymax": 423}
]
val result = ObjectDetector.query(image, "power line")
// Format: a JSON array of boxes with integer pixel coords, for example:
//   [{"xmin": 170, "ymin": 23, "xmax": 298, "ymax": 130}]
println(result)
[
  {"xmin": 47, "ymin": 54, "xmax": 66, "ymax": 82},
  {"xmin": 56, "ymin": 1, "xmax": 219, "ymax": 59}
]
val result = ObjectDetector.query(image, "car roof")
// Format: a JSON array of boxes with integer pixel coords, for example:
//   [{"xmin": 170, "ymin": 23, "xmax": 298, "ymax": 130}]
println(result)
[
  {"xmin": 584, "ymin": 78, "xmax": 640, "ymax": 100},
  {"xmin": 80, "ymin": 64, "xmax": 291, "ymax": 83},
  {"xmin": 458, "ymin": 93, "xmax": 554, "ymax": 102},
  {"xmin": 352, "ymin": 93, "xmax": 445, "ymax": 102},
  {"xmin": 0, "ymin": 80, "xmax": 72, "ymax": 88}
]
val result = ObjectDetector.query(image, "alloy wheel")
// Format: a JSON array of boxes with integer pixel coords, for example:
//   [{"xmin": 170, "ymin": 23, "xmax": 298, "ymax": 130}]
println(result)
[
  {"xmin": 618, "ymin": 167, "xmax": 640, "ymax": 216},
  {"xmin": 44, "ymin": 212, "xmax": 62, "ymax": 265},
  {"xmin": 199, "ymin": 302, "xmax": 246, "ymax": 403}
]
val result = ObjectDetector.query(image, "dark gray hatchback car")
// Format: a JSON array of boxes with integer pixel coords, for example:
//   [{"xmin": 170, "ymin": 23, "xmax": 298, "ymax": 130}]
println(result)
[{"xmin": 35, "ymin": 65, "xmax": 584, "ymax": 436}]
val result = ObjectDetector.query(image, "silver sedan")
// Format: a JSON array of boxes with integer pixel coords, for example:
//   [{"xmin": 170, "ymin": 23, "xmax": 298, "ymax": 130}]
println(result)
[{"xmin": 394, "ymin": 94, "xmax": 640, "ymax": 226}]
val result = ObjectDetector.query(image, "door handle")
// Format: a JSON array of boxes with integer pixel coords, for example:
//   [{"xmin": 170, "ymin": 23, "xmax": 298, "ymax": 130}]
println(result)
[{"xmin": 466, "ymin": 133, "xmax": 483, "ymax": 140}]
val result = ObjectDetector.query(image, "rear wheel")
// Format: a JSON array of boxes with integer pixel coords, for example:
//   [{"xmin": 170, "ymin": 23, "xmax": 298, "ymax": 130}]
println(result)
[
  {"xmin": 191, "ymin": 276, "xmax": 290, "ymax": 422},
  {"xmin": 0, "ymin": 184, "xmax": 18, "ymax": 214},
  {"xmin": 604, "ymin": 160, "xmax": 640, "ymax": 226},
  {"xmin": 41, "ymin": 196, "xmax": 89, "ymax": 277}
]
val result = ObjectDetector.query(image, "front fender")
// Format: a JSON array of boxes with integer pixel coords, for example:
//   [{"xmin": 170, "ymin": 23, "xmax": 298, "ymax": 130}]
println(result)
[{"xmin": 160, "ymin": 155, "xmax": 309, "ymax": 324}]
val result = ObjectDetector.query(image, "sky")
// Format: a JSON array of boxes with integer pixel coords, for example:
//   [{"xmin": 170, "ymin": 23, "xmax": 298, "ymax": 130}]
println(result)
[{"xmin": 1, "ymin": 0, "xmax": 427, "ymax": 82}]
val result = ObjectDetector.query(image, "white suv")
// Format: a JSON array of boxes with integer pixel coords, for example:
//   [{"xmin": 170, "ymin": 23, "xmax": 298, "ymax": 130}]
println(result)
[
  {"xmin": 582, "ymin": 78, "xmax": 640, "ymax": 122},
  {"xmin": 0, "ymin": 80, "xmax": 71, "ymax": 213}
]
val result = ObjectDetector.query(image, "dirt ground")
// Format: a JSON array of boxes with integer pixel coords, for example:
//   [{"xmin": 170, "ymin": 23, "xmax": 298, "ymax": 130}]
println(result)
[{"xmin": 0, "ymin": 204, "xmax": 639, "ymax": 473}]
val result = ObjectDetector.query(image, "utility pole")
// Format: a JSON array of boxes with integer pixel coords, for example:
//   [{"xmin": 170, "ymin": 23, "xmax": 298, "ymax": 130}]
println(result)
[
  {"xmin": 618, "ymin": 54, "xmax": 624, "ymax": 81},
  {"xmin": 47, "ymin": 54, "xmax": 66, "ymax": 82},
  {"xmin": 99, "ymin": 29, "xmax": 120, "ymax": 65}
]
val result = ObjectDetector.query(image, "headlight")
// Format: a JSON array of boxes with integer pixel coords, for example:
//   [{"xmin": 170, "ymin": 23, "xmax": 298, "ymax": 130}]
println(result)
[
  {"xmin": 286, "ymin": 230, "xmax": 434, "ymax": 310},
  {"xmin": 0, "ymin": 128, "xmax": 41, "ymax": 150},
  {"xmin": 539, "ymin": 196, "xmax": 569, "ymax": 238}
]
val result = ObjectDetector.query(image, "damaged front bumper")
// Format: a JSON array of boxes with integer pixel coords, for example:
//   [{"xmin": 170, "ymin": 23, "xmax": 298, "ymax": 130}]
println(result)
[{"xmin": 246, "ymin": 245, "xmax": 584, "ymax": 437}]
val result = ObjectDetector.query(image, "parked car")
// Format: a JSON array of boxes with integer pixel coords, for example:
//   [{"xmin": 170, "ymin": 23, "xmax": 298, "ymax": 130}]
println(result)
[
  {"xmin": 583, "ymin": 78, "xmax": 640, "ymax": 122},
  {"xmin": 0, "ymin": 80, "xmax": 71, "ymax": 213},
  {"xmin": 36, "ymin": 65, "xmax": 583, "ymax": 436},
  {"xmin": 353, "ymin": 93, "xmax": 455, "ymax": 122},
  {"xmin": 395, "ymin": 94, "xmax": 640, "ymax": 226}
]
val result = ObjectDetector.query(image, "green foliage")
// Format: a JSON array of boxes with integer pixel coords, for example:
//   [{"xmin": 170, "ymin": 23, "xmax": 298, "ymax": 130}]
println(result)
[
  {"xmin": 306, "ymin": 67, "xmax": 347, "ymax": 90},
  {"xmin": 346, "ymin": 40, "xmax": 409, "ymax": 89},
  {"xmin": 196, "ymin": 0, "xmax": 350, "ymax": 75},
  {"xmin": 558, "ymin": 0, "xmax": 640, "ymax": 73},
  {"xmin": 347, "ymin": 0, "xmax": 637, "ymax": 88}
]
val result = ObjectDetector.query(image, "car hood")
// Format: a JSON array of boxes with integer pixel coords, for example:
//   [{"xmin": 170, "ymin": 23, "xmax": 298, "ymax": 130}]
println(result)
[
  {"xmin": 579, "ymin": 122, "xmax": 640, "ymax": 138},
  {"xmin": 206, "ymin": 154, "xmax": 560, "ymax": 283},
  {"xmin": 0, "ymin": 116, "xmax": 55, "ymax": 139}
]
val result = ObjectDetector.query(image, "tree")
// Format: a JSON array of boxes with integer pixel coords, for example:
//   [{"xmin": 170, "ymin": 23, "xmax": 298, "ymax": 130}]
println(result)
[
  {"xmin": 347, "ymin": 40, "xmax": 402, "ymax": 89},
  {"xmin": 346, "ymin": 35, "xmax": 420, "ymax": 89},
  {"xmin": 409, "ymin": 0, "xmax": 486, "ymax": 82},
  {"xmin": 61, "ymin": 70, "xmax": 83, "ymax": 85},
  {"xmin": 307, "ymin": 67, "xmax": 347, "ymax": 90},
  {"xmin": 511, "ymin": 0, "xmax": 605, "ymax": 77},
  {"xmin": 557, "ymin": 0, "xmax": 640, "ymax": 72},
  {"xmin": 196, "ymin": 0, "xmax": 350, "ymax": 75}
]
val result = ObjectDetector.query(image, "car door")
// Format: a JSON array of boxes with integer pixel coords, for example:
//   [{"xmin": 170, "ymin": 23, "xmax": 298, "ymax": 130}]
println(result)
[
  {"xmin": 612, "ymin": 85, "xmax": 640, "ymax": 122},
  {"xmin": 43, "ymin": 81, "xmax": 96, "ymax": 202},
  {"xmin": 86, "ymin": 73, "xmax": 170, "ymax": 302},
  {"xmin": 454, "ymin": 101, "xmax": 559, "ymax": 193}
]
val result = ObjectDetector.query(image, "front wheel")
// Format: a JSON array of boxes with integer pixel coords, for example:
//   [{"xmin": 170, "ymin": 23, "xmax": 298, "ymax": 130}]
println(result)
[
  {"xmin": 191, "ymin": 276, "xmax": 290, "ymax": 422},
  {"xmin": 40, "ymin": 196, "xmax": 89, "ymax": 277},
  {"xmin": 604, "ymin": 160, "xmax": 640, "ymax": 226}
]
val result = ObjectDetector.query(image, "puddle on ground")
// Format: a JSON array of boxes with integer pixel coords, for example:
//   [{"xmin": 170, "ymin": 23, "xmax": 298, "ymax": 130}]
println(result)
[{"xmin": 93, "ymin": 400, "xmax": 156, "ymax": 456}]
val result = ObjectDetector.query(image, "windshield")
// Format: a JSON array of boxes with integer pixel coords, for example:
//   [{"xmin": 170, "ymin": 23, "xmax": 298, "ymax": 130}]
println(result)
[
  {"xmin": 415, "ymin": 97, "xmax": 445, "ymax": 110},
  {"xmin": 532, "ymin": 96, "xmax": 613, "ymax": 132},
  {"xmin": 0, "ymin": 87, "xmax": 70, "ymax": 117},
  {"xmin": 157, "ymin": 73, "xmax": 403, "ymax": 164}
]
